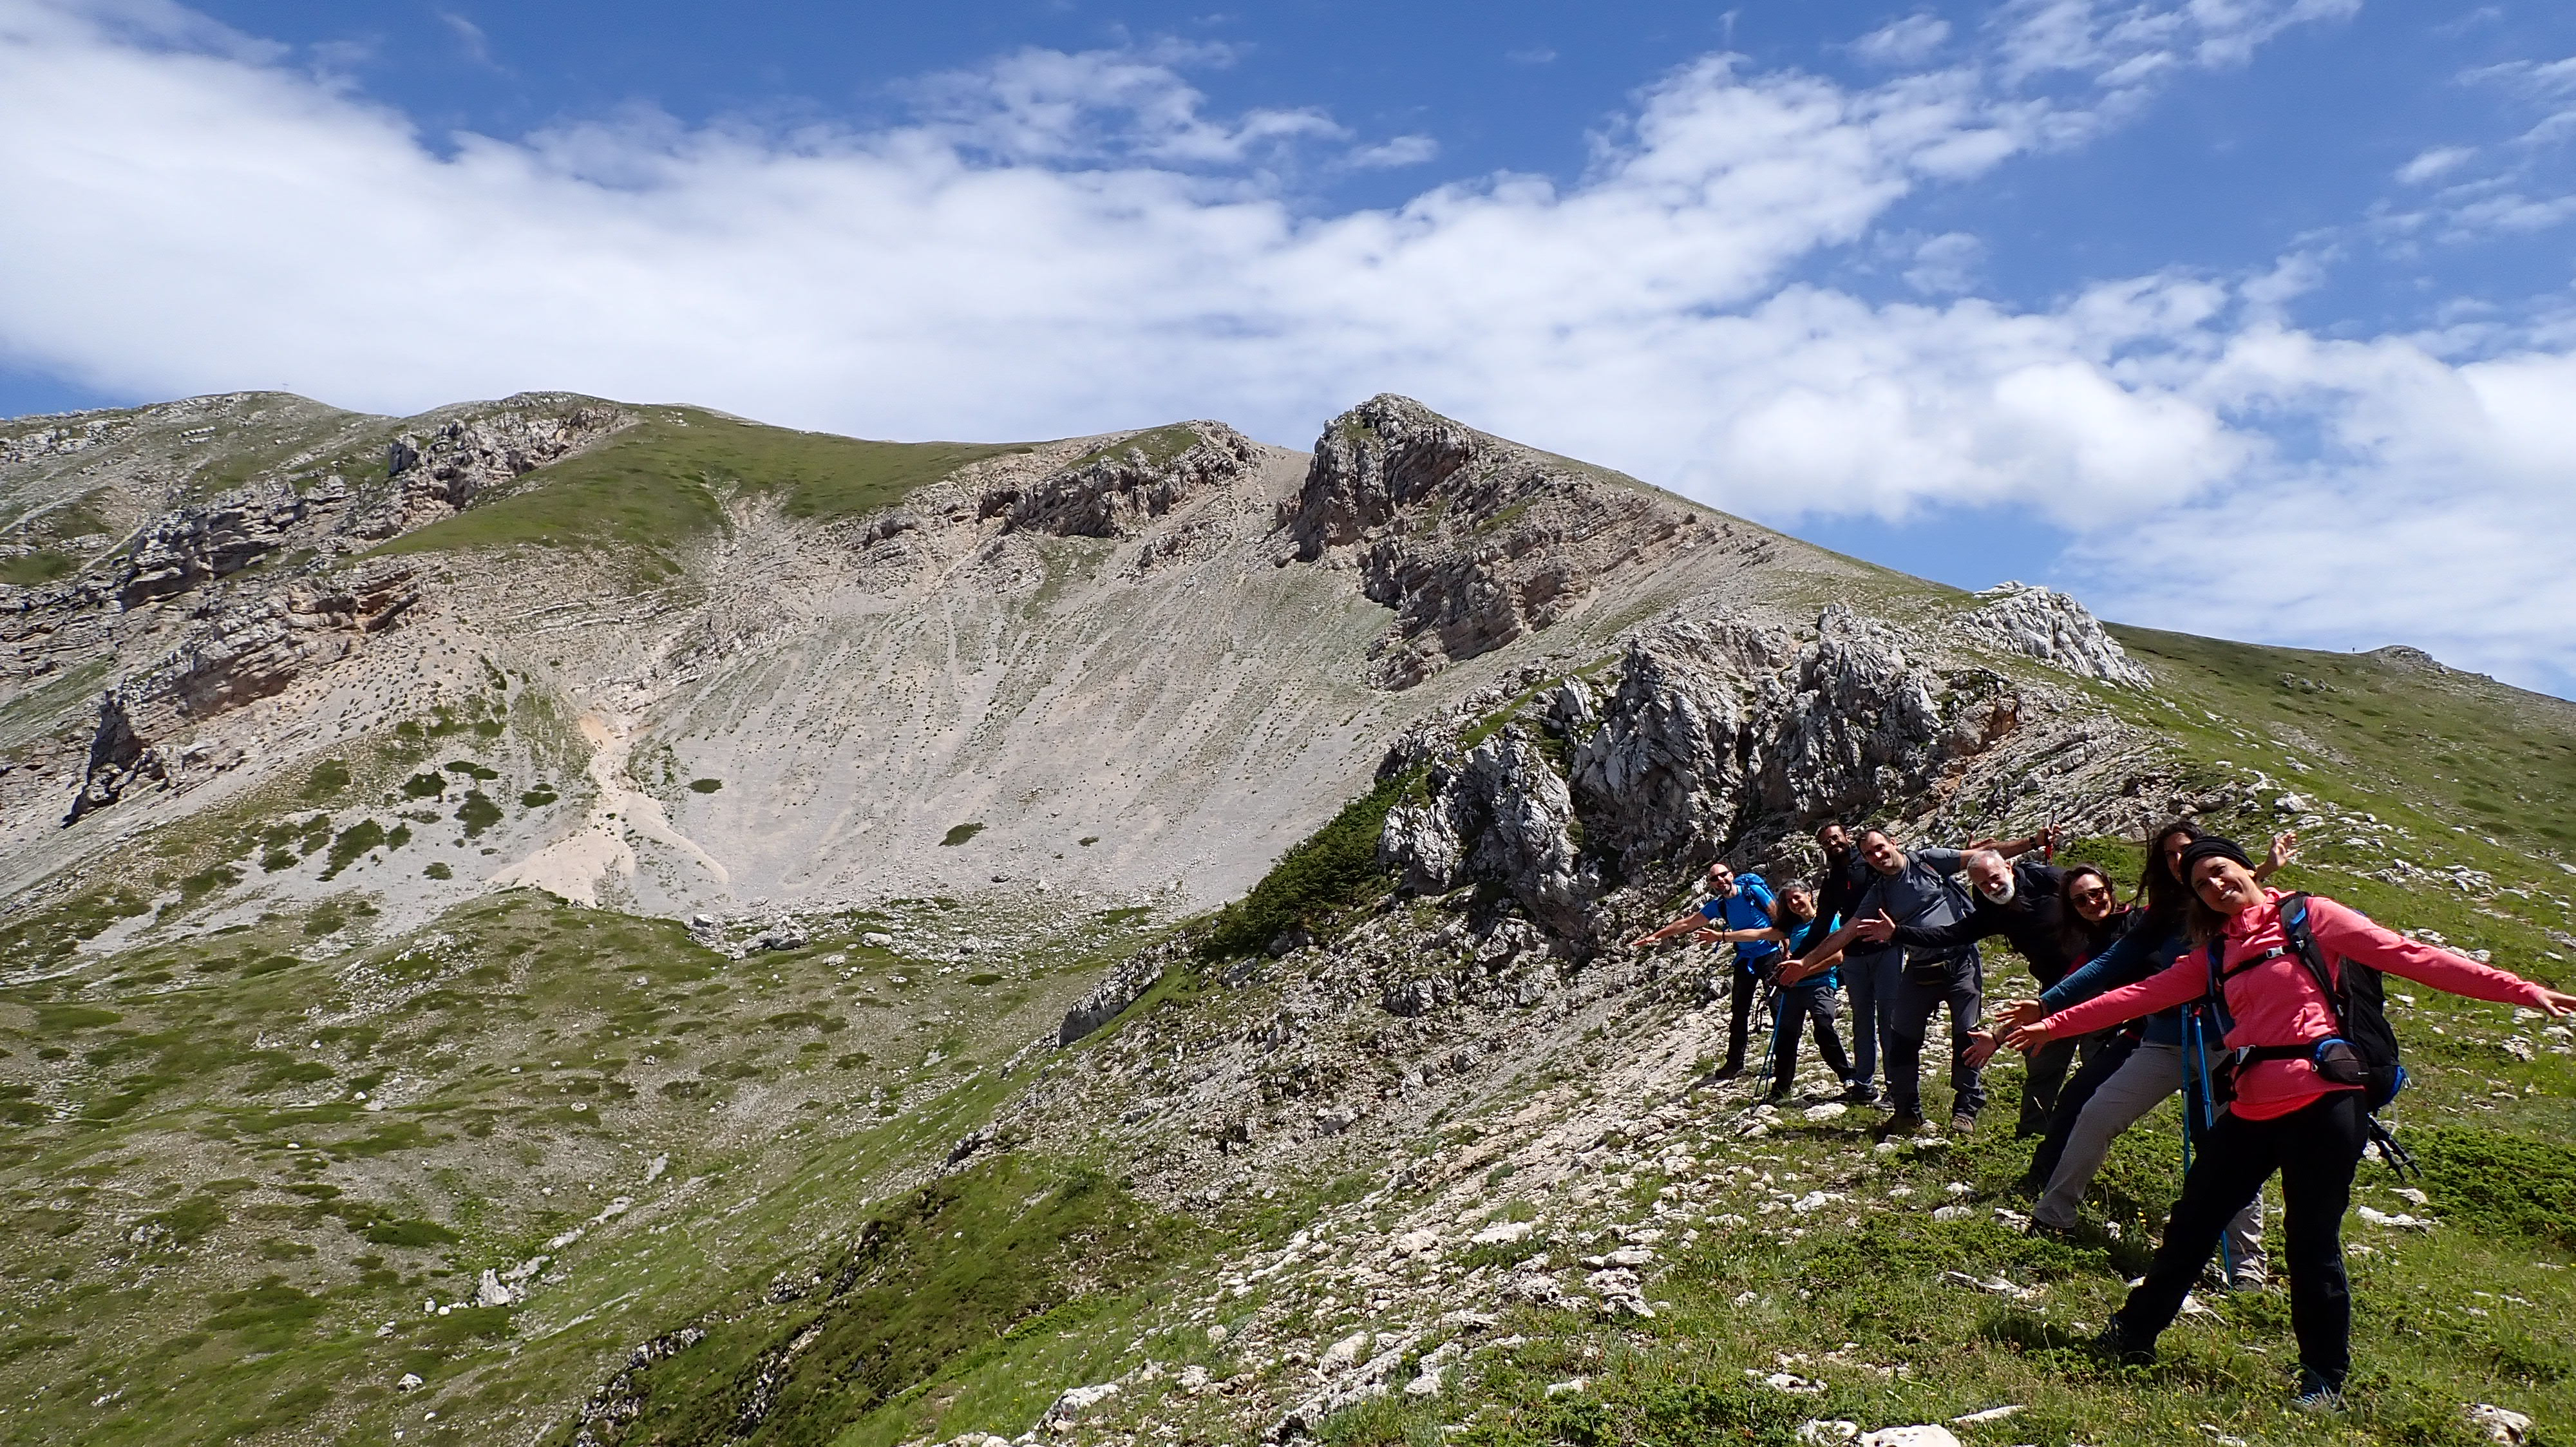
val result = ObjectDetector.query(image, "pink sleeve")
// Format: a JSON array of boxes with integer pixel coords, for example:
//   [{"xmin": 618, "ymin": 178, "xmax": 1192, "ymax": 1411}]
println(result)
[
  {"xmin": 2040, "ymin": 953, "xmax": 2209, "ymax": 1037},
  {"xmin": 2306, "ymin": 897, "xmax": 2553, "ymax": 1008}
]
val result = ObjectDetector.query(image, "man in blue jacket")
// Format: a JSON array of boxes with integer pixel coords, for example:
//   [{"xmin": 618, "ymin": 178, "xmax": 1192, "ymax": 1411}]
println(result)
[{"xmin": 1631, "ymin": 860, "xmax": 1779, "ymax": 1078}]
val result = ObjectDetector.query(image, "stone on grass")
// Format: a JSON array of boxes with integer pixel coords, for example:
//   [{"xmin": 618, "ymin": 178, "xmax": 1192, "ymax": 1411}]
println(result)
[
  {"xmin": 2466, "ymin": 1403, "xmax": 2532, "ymax": 1444},
  {"xmin": 1857, "ymin": 1427, "xmax": 1962, "ymax": 1447}
]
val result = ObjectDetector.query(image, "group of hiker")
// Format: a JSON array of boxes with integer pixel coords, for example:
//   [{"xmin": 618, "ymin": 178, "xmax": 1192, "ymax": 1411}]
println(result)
[{"xmin": 1630, "ymin": 817, "xmax": 2576, "ymax": 1410}]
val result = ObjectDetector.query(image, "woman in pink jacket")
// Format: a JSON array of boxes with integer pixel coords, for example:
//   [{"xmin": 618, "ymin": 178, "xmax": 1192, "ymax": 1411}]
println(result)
[{"xmin": 2005, "ymin": 836, "xmax": 2575, "ymax": 1408}]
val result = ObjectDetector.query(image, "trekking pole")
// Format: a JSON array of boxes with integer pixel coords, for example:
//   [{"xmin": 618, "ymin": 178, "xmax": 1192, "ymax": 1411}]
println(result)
[
  {"xmin": 2183, "ymin": 1007, "xmax": 2235, "ymax": 1281},
  {"xmin": 1756, "ymin": 971, "xmax": 1785, "ymax": 1094}
]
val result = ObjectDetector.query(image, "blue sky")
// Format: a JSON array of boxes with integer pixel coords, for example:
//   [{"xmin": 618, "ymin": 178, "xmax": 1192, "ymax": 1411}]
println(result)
[{"xmin": 3, "ymin": 1, "xmax": 2573, "ymax": 693}]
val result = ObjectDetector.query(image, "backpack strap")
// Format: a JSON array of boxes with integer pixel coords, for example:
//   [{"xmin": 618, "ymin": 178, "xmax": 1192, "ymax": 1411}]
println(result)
[{"xmin": 2275, "ymin": 893, "xmax": 2352, "ymax": 1036}]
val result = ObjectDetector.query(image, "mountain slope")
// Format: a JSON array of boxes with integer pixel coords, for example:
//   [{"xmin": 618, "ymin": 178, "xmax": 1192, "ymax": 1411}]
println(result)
[{"xmin": 0, "ymin": 389, "xmax": 2570, "ymax": 1447}]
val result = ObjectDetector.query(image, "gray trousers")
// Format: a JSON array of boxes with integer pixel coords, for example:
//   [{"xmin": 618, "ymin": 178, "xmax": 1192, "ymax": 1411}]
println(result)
[
  {"xmin": 2036, "ymin": 1041, "xmax": 2265, "ymax": 1272},
  {"xmin": 1883, "ymin": 952, "xmax": 1984, "ymax": 1119}
]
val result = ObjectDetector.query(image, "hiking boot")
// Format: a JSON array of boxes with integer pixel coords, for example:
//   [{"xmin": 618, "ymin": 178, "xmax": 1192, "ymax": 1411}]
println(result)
[
  {"xmin": 2008, "ymin": 1171, "xmax": 2047, "ymax": 1200},
  {"xmin": 1839, "ymin": 1081, "xmax": 1879, "ymax": 1105},
  {"xmin": 2024, "ymin": 1218, "xmax": 2077, "ymax": 1245},
  {"xmin": 2294, "ymin": 1369, "xmax": 2345, "ymax": 1412},
  {"xmin": 1948, "ymin": 1110, "xmax": 1978, "ymax": 1137},
  {"xmin": 2090, "ymin": 1319, "xmax": 2155, "ymax": 1369},
  {"xmin": 1705, "ymin": 1061, "xmax": 1745, "ymax": 1083},
  {"xmin": 1759, "ymin": 1086, "xmax": 1794, "ymax": 1106},
  {"xmin": 1876, "ymin": 1111, "xmax": 1926, "ymax": 1137}
]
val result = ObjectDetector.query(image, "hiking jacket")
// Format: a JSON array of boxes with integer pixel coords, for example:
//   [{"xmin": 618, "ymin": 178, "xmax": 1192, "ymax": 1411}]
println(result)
[
  {"xmin": 2040, "ymin": 916, "xmax": 2188, "ymax": 1046},
  {"xmin": 1886, "ymin": 860, "xmax": 2075, "ymax": 985},
  {"xmin": 2040, "ymin": 889, "xmax": 2553, "ymax": 1120},
  {"xmin": 1814, "ymin": 852, "xmax": 1878, "ymax": 956}
]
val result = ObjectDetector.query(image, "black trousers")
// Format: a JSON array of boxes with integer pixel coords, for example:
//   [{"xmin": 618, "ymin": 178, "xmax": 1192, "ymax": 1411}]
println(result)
[
  {"xmin": 1768, "ymin": 981, "xmax": 1853, "ymax": 1093},
  {"xmin": 2112, "ymin": 1092, "xmax": 2365, "ymax": 1387},
  {"xmin": 2017, "ymin": 1033, "xmax": 2082, "ymax": 1137},
  {"xmin": 1884, "ymin": 952, "xmax": 1984, "ymax": 1119},
  {"xmin": 2024, "ymin": 1031, "xmax": 2139, "ymax": 1186},
  {"xmin": 1719, "ymin": 964, "xmax": 1769, "ymax": 1068}
]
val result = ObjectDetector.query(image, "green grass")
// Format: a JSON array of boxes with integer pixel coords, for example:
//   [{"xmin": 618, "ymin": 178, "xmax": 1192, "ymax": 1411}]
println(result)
[
  {"xmin": 1197, "ymin": 769, "xmax": 1422, "ymax": 960},
  {"xmin": 2109, "ymin": 625, "xmax": 2576, "ymax": 863},
  {"xmin": 370, "ymin": 410, "xmax": 1032, "ymax": 563},
  {"xmin": 0, "ymin": 549, "xmax": 76, "ymax": 586},
  {"xmin": 1065, "ymin": 423, "xmax": 1203, "ymax": 472},
  {"xmin": 547, "ymin": 1158, "xmax": 1198, "ymax": 1446},
  {"xmin": 940, "ymin": 822, "xmax": 985, "ymax": 846}
]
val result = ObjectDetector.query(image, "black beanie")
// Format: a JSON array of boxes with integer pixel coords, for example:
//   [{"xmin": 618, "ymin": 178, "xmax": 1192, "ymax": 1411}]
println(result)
[{"xmin": 2179, "ymin": 836, "xmax": 2253, "ymax": 876}]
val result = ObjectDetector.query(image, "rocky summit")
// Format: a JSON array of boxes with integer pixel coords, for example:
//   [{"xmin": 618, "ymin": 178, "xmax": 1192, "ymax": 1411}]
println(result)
[{"xmin": 2, "ymin": 390, "xmax": 2573, "ymax": 1447}]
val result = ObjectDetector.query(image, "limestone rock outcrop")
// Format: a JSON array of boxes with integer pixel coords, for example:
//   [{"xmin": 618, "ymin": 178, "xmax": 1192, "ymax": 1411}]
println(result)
[
  {"xmin": 1281, "ymin": 395, "xmax": 1743, "ymax": 690},
  {"xmin": 1367, "ymin": 601, "xmax": 2167, "ymax": 947},
  {"xmin": 1956, "ymin": 582, "xmax": 2153, "ymax": 688},
  {"xmin": 63, "ymin": 559, "xmax": 419, "ymax": 823},
  {"xmin": 368, "ymin": 399, "xmax": 630, "ymax": 534},
  {"xmin": 986, "ymin": 424, "xmax": 1257, "ymax": 539},
  {"xmin": 118, "ymin": 477, "xmax": 340, "ymax": 607}
]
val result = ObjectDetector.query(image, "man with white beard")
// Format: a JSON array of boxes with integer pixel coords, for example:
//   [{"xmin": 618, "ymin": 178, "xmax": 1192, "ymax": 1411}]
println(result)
[{"xmin": 1855, "ymin": 844, "xmax": 2079, "ymax": 1137}]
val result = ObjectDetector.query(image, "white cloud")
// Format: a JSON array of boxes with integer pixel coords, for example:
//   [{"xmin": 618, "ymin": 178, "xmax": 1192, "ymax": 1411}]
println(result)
[
  {"xmin": 1506, "ymin": 46, "xmax": 1557, "ymax": 66},
  {"xmin": 3, "ymin": 0, "xmax": 2568, "ymax": 690},
  {"xmin": 1346, "ymin": 134, "xmax": 1437, "ymax": 169},
  {"xmin": 2396, "ymin": 144, "xmax": 2475, "ymax": 184},
  {"xmin": 1854, "ymin": 14, "xmax": 1951, "ymax": 68},
  {"xmin": 1901, "ymin": 230, "xmax": 1984, "ymax": 293}
]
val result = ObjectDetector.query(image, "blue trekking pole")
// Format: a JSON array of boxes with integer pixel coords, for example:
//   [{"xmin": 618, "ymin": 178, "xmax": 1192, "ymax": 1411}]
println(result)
[{"xmin": 2183, "ymin": 1006, "xmax": 2235, "ymax": 1281}]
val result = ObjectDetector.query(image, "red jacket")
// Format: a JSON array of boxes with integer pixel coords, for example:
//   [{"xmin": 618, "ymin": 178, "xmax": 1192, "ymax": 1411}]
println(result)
[{"xmin": 2038, "ymin": 889, "xmax": 2551, "ymax": 1120}]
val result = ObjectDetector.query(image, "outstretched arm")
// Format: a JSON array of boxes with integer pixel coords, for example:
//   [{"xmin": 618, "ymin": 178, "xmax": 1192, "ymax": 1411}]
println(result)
[
  {"xmin": 1628, "ymin": 906, "xmax": 1710, "ymax": 949},
  {"xmin": 1995, "ymin": 824, "xmax": 2062, "ymax": 861},
  {"xmin": 2307, "ymin": 897, "xmax": 2576, "ymax": 1014},
  {"xmin": 2007, "ymin": 953, "xmax": 2206, "ymax": 1052},
  {"xmin": 1706, "ymin": 925, "xmax": 1795, "ymax": 945}
]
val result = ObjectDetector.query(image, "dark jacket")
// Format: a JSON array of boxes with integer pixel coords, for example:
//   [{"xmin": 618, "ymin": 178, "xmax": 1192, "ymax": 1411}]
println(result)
[
  {"xmin": 2040, "ymin": 909, "xmax": 2189, "ymax": 1045},
  {"xmin": 1887, "ymin": 860, "xmax": 2075, "ymax": 986},
  {"xmin": 1814, "ymin": 849, "xmax": 1881, "ymax": 956}
]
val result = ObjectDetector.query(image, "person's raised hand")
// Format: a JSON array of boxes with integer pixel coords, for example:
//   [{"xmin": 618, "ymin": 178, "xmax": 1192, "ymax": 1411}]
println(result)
[
  {"xmin": 1777, "ymin": 957, "xmax": 1820, "ymax": 986},
  {"xmin": 2533, "ymin": 987, "xmax": 2576, "ymax": 1018},
  {"xmin": 1690, "ymin": 928, "xmax": 1723, "ymax": 944},
  {"xmin": 1626, "ymin": 932, "xmax": 1659, "ymax": 949},
  {"xmin": 2268, "ymin": 830, "xmax": 2301, "ymax": 874},
  {"xmin": 1855, "ymin": 909, "xmax": 1898, "ymax": 945},
  {"xmin": 1963, "ymin": 1028, "xmax": 2004, "ymax": 1069},
  {"xmin": 1994, "ymin": 999, "xmax": 2047, "ymax": 1032}
]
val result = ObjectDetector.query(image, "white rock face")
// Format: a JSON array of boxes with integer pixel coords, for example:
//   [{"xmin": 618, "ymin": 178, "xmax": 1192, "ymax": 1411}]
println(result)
[{"xmin": 1957, "ymin": 582, "xmax": 2154, "ymax": 688}]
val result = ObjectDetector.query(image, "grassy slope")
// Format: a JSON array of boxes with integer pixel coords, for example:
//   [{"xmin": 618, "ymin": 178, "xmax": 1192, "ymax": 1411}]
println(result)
[{"xmin": 371, "ymin": 410, "xmax": 1037, "ymax": 562}]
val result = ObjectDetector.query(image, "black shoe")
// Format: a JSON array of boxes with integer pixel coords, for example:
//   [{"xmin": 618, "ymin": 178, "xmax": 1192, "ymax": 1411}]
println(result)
[
  {"xmin": 2294, "ymin": 1368, "xmax": 2345, "ymax": 1412},
  {"xmin": 2008, "ymin": 1173, "xmax": 2047, "ymax": 1200},
  {"xmin": 1839, "ymin": 1081, "xmax": 1879, "ymax": 1105},
  {"xmin": 1876, "ymin": 1111, "xmax": 1926, "ymax": 1137},
  {"xmin": 1707, "ymin": 1061, "xmax": 1745, "ymax": 1081},
  {"xmin": 2091, "ymin": 1319, "xmax": 2155, "ymax": 1369},
  {"xmin": 1760, "ymin": 1086, "xmax": 1794, "ymax": 1105},
  {"xmin": 2024, "ymin": 1218, "xmax": 2076, "ymax": 1244}
]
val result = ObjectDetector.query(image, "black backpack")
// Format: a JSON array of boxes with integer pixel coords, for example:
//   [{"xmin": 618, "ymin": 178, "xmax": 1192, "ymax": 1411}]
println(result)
[{"xmin": 2199, "ymin": 893, "xmax": 2415, "ymax": 1171}]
